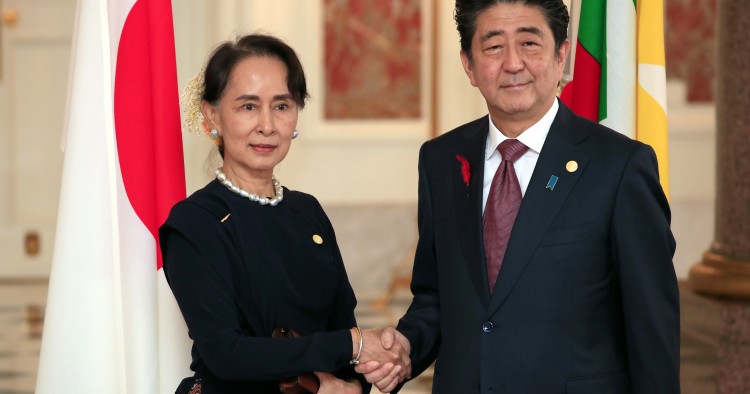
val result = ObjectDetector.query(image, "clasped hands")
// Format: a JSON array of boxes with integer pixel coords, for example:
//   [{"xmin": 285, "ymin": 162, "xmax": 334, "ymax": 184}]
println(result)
[{"xmin": 352, "ymin": 327, "xmax": 411, "ymax": 393}]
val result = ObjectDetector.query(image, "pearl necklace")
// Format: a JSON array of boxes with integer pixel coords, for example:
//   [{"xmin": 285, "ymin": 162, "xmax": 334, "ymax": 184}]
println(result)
[{"xmin": 215, "ymin": 168, "xmax": 284, "ymax": 206}]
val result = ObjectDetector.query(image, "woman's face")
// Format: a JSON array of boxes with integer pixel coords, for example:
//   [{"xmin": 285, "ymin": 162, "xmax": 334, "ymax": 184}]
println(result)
[{"xmin": 204, "ymin": 55, "xmax": 298, "ymax": 179}]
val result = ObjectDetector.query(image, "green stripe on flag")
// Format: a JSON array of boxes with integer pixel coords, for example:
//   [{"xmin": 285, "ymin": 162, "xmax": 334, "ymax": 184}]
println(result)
[
  {"xmin": 577, "ymin": 0, "xmax": 608, "ymax": 121},
  {"xmin": 577, "ymin": 0, "xmax": 605, "ymax": 63},
  {"xmin": 600, "ymin": 45, "xmax": 607, "ymax": 122}
]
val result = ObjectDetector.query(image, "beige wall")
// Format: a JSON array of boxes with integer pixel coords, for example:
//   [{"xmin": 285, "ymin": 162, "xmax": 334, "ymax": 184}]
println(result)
[
  {"xmin": 0, "ymin": 0, "xmax": 714, "ymax": 280},
  {"xmin": 171, "ymin": 0, "xmax": 717, "ymax": 280},
  {"xmin": 172, "ymin": 0, "xmax": 714, "ymax": 205},
  {"xmin": 172, "ymin": 0, "xmax": 486, "ymax": 204}
]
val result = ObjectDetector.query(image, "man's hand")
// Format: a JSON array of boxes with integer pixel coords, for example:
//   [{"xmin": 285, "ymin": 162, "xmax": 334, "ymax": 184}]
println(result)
[
  {"xmin": 354, "ymin": 327, "xmax": 411, "ymax": 393},
  {"xmin": 314, "ymin": 371, "xmax": 362, "ymax": 394}
]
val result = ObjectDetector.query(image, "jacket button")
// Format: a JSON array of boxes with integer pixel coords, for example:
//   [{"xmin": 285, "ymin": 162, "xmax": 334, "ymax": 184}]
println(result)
[{"xmin": 482, "ymin": 321, "xmax": 494, "ymax": 333}]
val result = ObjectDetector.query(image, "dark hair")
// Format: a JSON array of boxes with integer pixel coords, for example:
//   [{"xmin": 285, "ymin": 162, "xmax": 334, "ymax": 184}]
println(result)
[
  {"xmin": 455, "ymin": 0, "xmax": 569, "ymax": 63},
  {"xmin": 202, "ymin": 33, "xmax": 310, "ymax": 109}
]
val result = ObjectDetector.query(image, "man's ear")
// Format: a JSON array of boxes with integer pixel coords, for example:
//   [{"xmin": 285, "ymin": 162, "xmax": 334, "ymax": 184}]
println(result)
[
  {"xmin": 557, "ymin": 39, "xmax": 571, "ymax": 75},
  {"xmin": 460, "ymin": 50, "xmax": 478, "ymax": 88}
]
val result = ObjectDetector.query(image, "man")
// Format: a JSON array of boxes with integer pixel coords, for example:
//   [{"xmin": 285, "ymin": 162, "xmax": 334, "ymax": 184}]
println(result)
[{"xmin": 358, "ymin": 0, "xmax": 679, "ymax": 392}]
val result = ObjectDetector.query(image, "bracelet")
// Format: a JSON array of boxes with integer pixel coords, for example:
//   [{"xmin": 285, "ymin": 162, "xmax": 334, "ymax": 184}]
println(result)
[{"xmin": 350, "ymin": 326, "xmax": 363, "ymax": 365}]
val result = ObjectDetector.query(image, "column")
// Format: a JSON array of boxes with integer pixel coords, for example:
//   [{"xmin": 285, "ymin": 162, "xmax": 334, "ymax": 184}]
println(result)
[
  {"xmin": 688, "ymin": 0, "xmax": 750, "ymax": 298},
  {"xmin": 686, "ymin": 1, "xmax": 750, "ymax": 392}
]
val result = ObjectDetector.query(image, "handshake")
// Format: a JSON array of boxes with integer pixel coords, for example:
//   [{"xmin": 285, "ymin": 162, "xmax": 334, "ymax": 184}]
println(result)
[{"xmin": 351, "ymin": 327, "xmax": 412, "ymax": 393}]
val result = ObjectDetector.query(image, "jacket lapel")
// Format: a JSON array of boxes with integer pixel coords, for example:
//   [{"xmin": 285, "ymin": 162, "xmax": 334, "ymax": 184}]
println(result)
[
  {"xmin": 488, "ymin": 104, "xmax": 591, "ymax": 314},
  {"xmin": 453, "ymin": 118, "xmax": 491, "ymax": 307}
]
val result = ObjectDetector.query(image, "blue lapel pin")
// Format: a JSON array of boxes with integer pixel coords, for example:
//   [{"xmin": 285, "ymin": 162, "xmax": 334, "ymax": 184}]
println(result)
[{"xmin": 546, "ymin": 175, "xmax": 559, "ymax": 191}]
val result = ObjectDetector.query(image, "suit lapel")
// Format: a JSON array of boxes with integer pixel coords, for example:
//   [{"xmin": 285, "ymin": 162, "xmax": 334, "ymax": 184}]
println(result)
[
  {"xmin": 488, "ymin": 104, "xmax": 591, "ymax": 314},
  {"xmin": 453, "ymin": 119, "xmax": 490, "ymax": 307}
]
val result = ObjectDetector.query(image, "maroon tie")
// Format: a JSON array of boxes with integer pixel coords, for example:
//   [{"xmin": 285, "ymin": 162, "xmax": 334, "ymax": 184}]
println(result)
[{"xmin": 483, "ymin": 139, "xmax": 528, "ymax": 293}]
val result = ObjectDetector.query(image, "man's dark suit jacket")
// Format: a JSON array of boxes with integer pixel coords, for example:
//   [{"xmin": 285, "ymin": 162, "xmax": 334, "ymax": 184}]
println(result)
[{"xmin": 396, "ymin": 102, "xmax": 679, "ymax": 393}]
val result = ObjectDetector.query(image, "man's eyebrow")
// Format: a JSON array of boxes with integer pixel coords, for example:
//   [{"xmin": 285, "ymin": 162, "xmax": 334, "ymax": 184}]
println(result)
[
  {"xmin": 517, "ymin": 26, "xmax": 543, "ymax": 37},
  {"xmin": 480, "ymin": 26, "xmax": 544, "ymax": 42},
  {"xmin": 480, "ymin": 29, "xmax": 504, "ymax": 42}
]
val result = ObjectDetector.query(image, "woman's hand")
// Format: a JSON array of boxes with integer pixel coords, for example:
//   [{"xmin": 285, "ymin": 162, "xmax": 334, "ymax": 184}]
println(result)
[{"xmin": 314, "ymin": 371, "xmax": 361, "ymax": 394}]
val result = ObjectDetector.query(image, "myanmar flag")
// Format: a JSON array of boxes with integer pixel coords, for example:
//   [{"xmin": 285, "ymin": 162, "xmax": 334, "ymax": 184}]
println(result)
[{"xmin": 561, "ymin": 0, "xmax": 669, "ymax": 197}]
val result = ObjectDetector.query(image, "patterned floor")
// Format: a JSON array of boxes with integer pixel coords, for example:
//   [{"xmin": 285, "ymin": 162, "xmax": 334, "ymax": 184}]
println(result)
[
  {"xmin": 0, "ymin": 282, "xmax": 431, "ymax": 394},
  {"xmin": 0, "ymin": 279, "xmax": 726, "ymax": 394},
  {"xmin": 0, "ymin": 283, "xmax": 46, "ymax": 394}
]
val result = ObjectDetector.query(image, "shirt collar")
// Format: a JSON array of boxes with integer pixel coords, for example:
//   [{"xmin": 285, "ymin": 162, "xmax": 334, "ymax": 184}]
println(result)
[{"xmin": 485, "ymin": 98, "xmax": 559, "ymax": 160}]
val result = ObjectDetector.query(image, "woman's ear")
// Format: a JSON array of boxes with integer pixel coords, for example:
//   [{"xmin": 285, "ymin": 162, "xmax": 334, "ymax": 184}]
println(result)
[{"xmin": 200, "ymin": 100, "xmax": 218, "ymax": 135}]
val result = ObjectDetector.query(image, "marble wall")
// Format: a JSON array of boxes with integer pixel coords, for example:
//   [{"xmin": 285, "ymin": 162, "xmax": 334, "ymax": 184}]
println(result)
[{"xmin": 325, "ymin": 205, "xmax": 418, "ymax": 300}]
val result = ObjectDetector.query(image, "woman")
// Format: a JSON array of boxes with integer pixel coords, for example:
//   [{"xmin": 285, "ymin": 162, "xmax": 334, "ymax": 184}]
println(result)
[{"xmin": 160, "ymin": 33, "xmax": 369, "ymax": 393}]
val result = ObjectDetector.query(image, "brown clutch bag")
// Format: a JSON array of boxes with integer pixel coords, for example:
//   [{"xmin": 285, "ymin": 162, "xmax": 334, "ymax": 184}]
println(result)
[{"xmin": 272, "ymin": 327, "xmax": 320, "ymax": 394}]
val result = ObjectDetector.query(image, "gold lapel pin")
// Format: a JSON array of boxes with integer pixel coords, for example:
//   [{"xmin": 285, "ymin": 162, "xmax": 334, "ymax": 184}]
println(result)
[
  {"xmin": 220, "ymin": 213, "xmax": 231, "ymax": 222},
  {"xmin": 312, "ymin": 234, "xmax": 324, "ymax": 245},
  {"xmin": 566, "ymin": 160, "xmax": 578, "ymax": 173}
]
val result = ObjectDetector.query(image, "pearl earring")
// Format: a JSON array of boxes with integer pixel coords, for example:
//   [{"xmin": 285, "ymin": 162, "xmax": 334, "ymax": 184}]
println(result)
[
  {"xmin": 210, "ymin": 129, "xmax": 220, "ymax": 140},
  {"xmin": 292, "ymin": 129, "xmax": 299, "ymax": 139}
]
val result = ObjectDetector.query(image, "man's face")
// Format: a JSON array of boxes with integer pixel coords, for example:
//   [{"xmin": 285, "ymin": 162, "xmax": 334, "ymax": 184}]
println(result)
[{"xmin": 461, "ymin": 2, "xmax": 569, "ymax": 133}]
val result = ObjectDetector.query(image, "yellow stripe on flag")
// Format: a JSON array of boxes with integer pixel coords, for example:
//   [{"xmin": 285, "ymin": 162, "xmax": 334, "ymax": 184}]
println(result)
[
  {"xmin": 637, "ymin": 84, "xmax": 670, "ymax": 196},
  {"xmin": 636, "ymin": 0, "xmax": 669, "ymax": 198},
  {"xmin": 636, "ymin": 0, "xmax": 666, "ymax": 66}
]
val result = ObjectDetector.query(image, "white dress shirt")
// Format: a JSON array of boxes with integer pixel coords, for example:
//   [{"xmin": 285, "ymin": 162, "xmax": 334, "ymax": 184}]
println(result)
[{"xmin": 482, "ymin": 99, "xmax": 559, "ymax": 212}]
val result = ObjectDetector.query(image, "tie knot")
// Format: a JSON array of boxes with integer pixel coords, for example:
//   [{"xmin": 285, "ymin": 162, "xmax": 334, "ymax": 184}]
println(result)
[{"xmin": 498, "ymin": 139, "xmax": 528, "ymax": 163}]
